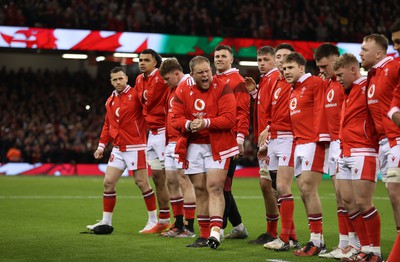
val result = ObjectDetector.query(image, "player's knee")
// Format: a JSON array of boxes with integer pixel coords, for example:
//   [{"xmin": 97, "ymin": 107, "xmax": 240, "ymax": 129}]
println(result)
[
  {"xmin": 341, "ymin": 197, "xmax": 353, "ymax": 210},
  {"xmin": 386, "ymin": 168, "xmax": 400, "ymax": 184},
  {"xmin": 147, "ymin": 158, "xmax": 165, "ymax": 170},
  {"xmin": 208, "ymin": 182, "xmax": 224, "ymax": 195},
  {"xmin": 103, "ymin": 177, "xmax": 116, "ymax": 190},
  {"xmin": 167, "ymin": 180, "xmax": 179, "ymax": 194},
  {"xmin": 299, "ymin": 181, "xmax": 314, "ymax": 195},
  {"xmin": 134, "ymin": 176, "xmax": 147, "ymax": 191},
  {"xmin": 276, "ymin": 184, "xmax": 289, "ymax": 195}
]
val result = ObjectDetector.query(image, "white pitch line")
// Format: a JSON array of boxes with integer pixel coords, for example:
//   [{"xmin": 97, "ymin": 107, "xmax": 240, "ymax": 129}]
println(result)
[
  {"xmin": 0, "ymin": 195, "xmax": 391, "ymax": 200},
  {"xmin": 266, "ymin": 259, "xmax": 292, "ymax": 262}
]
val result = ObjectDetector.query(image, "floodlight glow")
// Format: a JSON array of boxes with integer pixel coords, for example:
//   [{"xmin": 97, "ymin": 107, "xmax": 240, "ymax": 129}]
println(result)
[
  {"xmin": 239, "ymin": 61, "xmax": 258, "ymax": 67},
  {"xmin": 62, "ymin": 54, "xmax": 88, "ymax": 59},
  {"xmin": 113, "ymin": 53, "xmax": 138, "ymax": 58}
]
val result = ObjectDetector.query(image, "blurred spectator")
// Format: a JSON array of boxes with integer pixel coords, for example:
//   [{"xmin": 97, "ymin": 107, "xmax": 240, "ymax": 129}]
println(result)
[
  {"xmin": 2, "ymin": 0, "xmax": 399, "ymax": 42},
  {"xmin": 6, "ymin": 145, "xmax": 21, "ymax": 162}
]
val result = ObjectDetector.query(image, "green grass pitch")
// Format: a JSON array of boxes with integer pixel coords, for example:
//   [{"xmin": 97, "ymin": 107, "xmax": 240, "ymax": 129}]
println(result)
[{"xmin": 0, "ymin": 176, "xmax": 396, "ymax": 262}]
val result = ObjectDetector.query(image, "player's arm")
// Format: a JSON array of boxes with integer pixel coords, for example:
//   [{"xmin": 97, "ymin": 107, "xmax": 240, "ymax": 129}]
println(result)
[
  {"xmin": 95, "ymin": 113, "xmax": 112, "ymax": 159},
  {"xmin": 171, "ymin": 86, "xmax": 191, "ymax": 133},
  {"xmin": 234, "ymin": 82, "xmax": 250, "ymax": 155},
  {"xmin": 244, "ymin": 77, "xmax": 258, "ymax": 99},
  {"xmin": 314, "ymin": 79, "xmax": 331, "ymax": 142},
  {"xmin": 203, "ymin": 84, "xmax": 236, "ymax": 130},
  {"xmin": 387, "ymin": 73, "xmax": 400, "ymax": 127}
]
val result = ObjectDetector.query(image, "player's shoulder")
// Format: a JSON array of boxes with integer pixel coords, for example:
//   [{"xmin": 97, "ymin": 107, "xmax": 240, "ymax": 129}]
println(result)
[
  {"xmin": 306, "ymin": 75, "xmax": 326, "ymax": 88},
  {"xmin": 176, "ymin": 77, "xmax": 195, "ymax": 93}
]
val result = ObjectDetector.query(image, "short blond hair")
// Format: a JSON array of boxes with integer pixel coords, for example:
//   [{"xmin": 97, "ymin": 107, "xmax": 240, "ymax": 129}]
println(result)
[
  {"xmin": 333, "ymin": 53, "xmax": 359, "ymax": 71},
  {"xmin": 189, "ymin": 56, "xmax": 210, "ymax": 73},
  {"xmin": 159, "ymin": 57, "xmax": 183, "ymax": 77},
  {"xmin": 363, "ymin": 34, "xmax": 389, "ymax": 53}
]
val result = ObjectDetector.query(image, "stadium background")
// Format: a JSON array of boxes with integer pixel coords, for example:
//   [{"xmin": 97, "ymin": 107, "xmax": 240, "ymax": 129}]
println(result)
[{"xmin": 0, "ymin": 0, "xmax": 399, "ymax": 175}]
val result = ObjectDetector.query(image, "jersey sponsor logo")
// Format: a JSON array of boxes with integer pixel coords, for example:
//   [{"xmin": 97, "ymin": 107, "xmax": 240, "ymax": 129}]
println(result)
[
  {"xmin": 325, "ymin": 89, "xmax": 338, "ymax": 108},
  {"xmin": 290, "ymin": 97, "xmax": 301, "ymax": 115},
  {"xmin": 367, "ymin": 84, "xmax": 375, "ymax": 98},
  {"xmin": 327, "ymin": 89, "xmax": 334, "ymax": 102},
  {"xmin": 290, "ymin": 98, "xmax": 297, "ymax": 110},
  {"xmin": 274, "ymin": 88, "xmax": 281, "ymax": 99},
  {"xmin": 367, "ymin": 84, "xmax": 378, "ymax": 104},
  {"xmin": 143, "ymin": 90, "xmax": 148, "ymax": 101},
  {"xmin": 194, "ymin": 99, "xmax": 206, "ymax": 111},
  {"xmin": 115, "ymin": 107, "xmax": 120, "ymax": 117}
]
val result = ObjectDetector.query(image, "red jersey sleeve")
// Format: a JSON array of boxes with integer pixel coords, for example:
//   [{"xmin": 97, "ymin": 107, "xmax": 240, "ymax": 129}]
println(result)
[
  {"xmin": 389, "ymin": 82, "xmax": 400, "ymax": 119},
  {"xmin": 233, "ymin": 81, "xmax": 250, "ymax": 138},
  {"xmin": 135, "ymin": 70, "xmax": 169, "ymax": 130},
  {"xmin": 214, "ymin": 70, "xmax": 250, "ymax": 141},
  {"xmin": 204, "ymin": 83, "xmax": 236, "ymax": 130},
  {"xmin": 313, "ymin": 77, "xmax": 331, "ymax": 142},
  {"xmin": 171, "ymin": 84, "xmax": 190, "ymax": 134},
  {"xmin": 98, "ymin": 99, "xmax": 112, "ymax": 149},
  {"xmin": 324, "ymin": 79, "xmax": 344, "ymax": 140}
]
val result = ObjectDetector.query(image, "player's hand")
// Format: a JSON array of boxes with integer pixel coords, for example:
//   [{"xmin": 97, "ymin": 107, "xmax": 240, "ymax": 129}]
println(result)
[
  {"xmin": 94, "ymin": 148, "xmax": 104, "ymax": 159},
  {"xmin": 258, "ymin": 128, "xmax": 269, "ymax": 147},
  {"xmin": 244, "ymin": 77, "xmax": 257, "ymax": 92},
  {"xmin": 234, "ymin": 142, "xmax": 244, "ymax": 160},
  {"xmin": 257, "ymin": 145, "xmax": 268, "ymax": 160},
  {"xmin": 393, "ymin": 112, "xmax": 400, "ymax": 128},
  {"xmin": 191, "ymin": 117, "xmax": 205, "ymax": 132}
]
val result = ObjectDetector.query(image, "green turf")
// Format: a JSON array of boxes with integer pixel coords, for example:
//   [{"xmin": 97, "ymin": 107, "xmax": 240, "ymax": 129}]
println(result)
[{"xmin": 0, "ymin": 176, "xmax": 396, "ymax": 262}]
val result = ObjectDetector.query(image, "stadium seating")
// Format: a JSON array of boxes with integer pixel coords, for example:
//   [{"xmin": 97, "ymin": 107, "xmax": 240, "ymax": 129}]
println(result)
[{"xmin": 1, "ymin": 0, "xmax": 399, "ymax": 41}]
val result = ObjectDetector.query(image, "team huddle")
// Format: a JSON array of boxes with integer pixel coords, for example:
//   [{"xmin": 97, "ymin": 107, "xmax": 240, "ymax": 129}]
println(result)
[{"xmin": 85, "ymin": 22, "xmax": 400, "ymax": 262}]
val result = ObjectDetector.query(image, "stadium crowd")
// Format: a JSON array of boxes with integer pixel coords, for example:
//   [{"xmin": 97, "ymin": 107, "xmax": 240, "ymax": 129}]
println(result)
[
  {"xmin": 0, "ymin": 68, "xmax": 111, "ymax": 163},
  {"xmin": 1, "ymin": 0, "xmax": 399, "ymax": 41}
]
